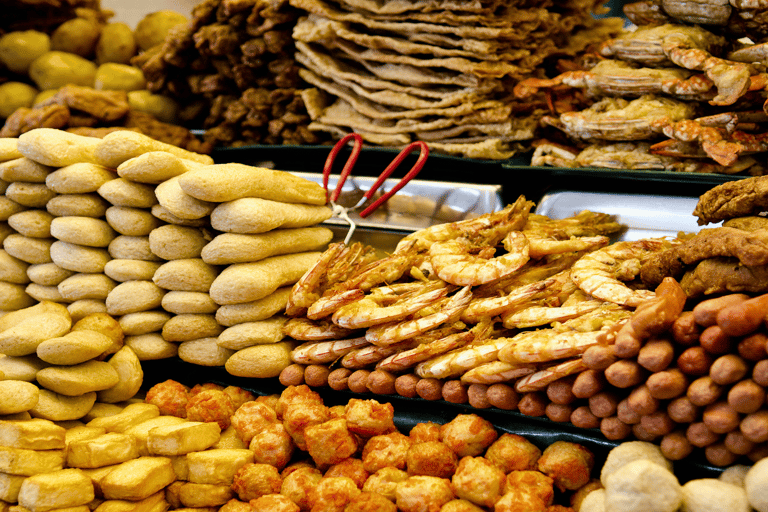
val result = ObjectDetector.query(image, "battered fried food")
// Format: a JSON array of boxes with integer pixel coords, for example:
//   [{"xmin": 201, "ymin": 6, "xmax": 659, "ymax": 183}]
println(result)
[
  {"xmin": 144, "ymin": 379, "xmax": 190, "ymax": 418},
  {"xmin": 185, "ymin": 389, "xmax": 236, "ymax": 430},
  {"xmin": 694, "ymin": 175, "xmax": 768, "ymax": 226},
  {"xmin": 485, "ymin": 433, "xmax": 542, "ymax": 473},
  {"xmin": 680, "ymin": 257, "xmax": 768, "ymax": 297},
  {"xmin": 537, "ymin": 441, "xmax": 594, "ymax": 492},
  {"xmin": 440, "ymin": 414, "xmax": 498, "ymax": 458},
  {"xmin": 640, "ymin": 228, "xmax": 768, "ymax": 286}
]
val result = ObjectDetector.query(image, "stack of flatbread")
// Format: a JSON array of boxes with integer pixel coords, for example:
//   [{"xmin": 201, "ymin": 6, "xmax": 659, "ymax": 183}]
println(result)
[{"xmin": 290, "ymin": 0, "xmax": 624, "ymax": 158}]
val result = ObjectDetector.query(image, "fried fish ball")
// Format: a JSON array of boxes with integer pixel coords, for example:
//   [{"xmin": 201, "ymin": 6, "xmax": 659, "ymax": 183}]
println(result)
[
  {"xmin": 144, "ymin": 379, "xmax": 189, "ymax": 417},
  {"xmin": 232, "ymin": 463, "xmax": 282, "ymax": 502},
  {"xmin": 280, "ymin": 466, "xmax": 322, "ymax": 510},
  {"xmin": 405, "ymin": 441, "xmax": 457, "ymax": 478},
  {"xmin": 305, "ymin": 418, "xmax": 358, "ymax": 468},
  {"xmin": 484, "ymin": 433, "xmax": 541, "ymax": 473},
  {"xmin": 276, "ymin": 384, "xmax": 324, "ymax": 418},
  {"xmin": 409, "ymin": 422, "xmax": 440, "ymax": 444},
  {"xmin": 230, "ymin": 401, "xmax": 278, "ymax": 445},
  {"xmin": 537, "ymin": 441, "xmax": 594, "ymax": 492},
  {"xmin": 494, "ymin": 487, "xmax": 549, "ymax": 512},
  {"xmin": 309, "ymin": 476, "xmax": 361, "ymax": 512},
  {"xmin": 503, "ymin": 470, "xmax": 554, "ymax": 506},
  {"xmin": 223, "ymin": 386, "xmax": 255, "ymax": 410},
  {"xmin": 282, "ymin": 401, "xmax": 330, "ymax": 451},
  {"xmin": 362, "ymin": 467, "xmax": 408, "ymax": 502},
  {"xmin": 249, "ymin": 493, "xmax": 299, "ymax": 512},
  {"xmin": 185, "ymin": 389, "xmax": 235, "ymax": 430},
  {"xmin": 249, "ymin": 422, "xmax": 294, "ymax": 471},
  {"xmin": 344, "ymin": 398, "xmax": 395, "ymax": 438},
  {"xmin": 395, "ymin": 475, "xmax": 454, "ymax": 512},
  {"xmin": 325, "ymin": 458, "xmax": 369, "ymax": 489},
  {"xmin": 362, "ymin": 432, "xmax": 411, "ymax": 473},
  {"xmin": 344, "ymin": 491, "xmax": 397, "ymax": 512},
  {"xmin": 440, "ymin": 413, "xmax": 498, "ymax": 458},
  {"xmin": 451, "ymin": 456, "xmax": 505, "ymax": 508}
]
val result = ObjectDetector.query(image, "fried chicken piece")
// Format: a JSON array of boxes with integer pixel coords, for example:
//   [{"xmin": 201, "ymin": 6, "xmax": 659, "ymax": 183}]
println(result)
[
  {"xmin": 0, "ymin": 104, "xmax": 70, "ymax": 137},
  {"xmin": 185, "ymin": 388, "xmax": 236, "ymax": 430},
  {"xmin": 536, "ymin": 441, "xmax": 594, "ymax": 492},
  {"xmin": 40, "ymin": 85, "xmax": 130, "ymax": 122},
  {"xmin": 694, "ymin": 174, "xmax": 768, "ymax": 225},
  {"xmin": 640, "ymin": 227, "xmax": 768, "ymax": 286},
  {"xmin": 406, "ymin": 441, "xmax": 458, "ymax": 478},
  {"xmin": 680, "ymin": 257, "xmax": 768, "ymax": 297},
  {"xmin": 723, "ymin": 216, "xmax": 768, "ymax": 231},
  {"xmin": 485, "ymin": 433, "xmax": 542, "ymax": 473}
]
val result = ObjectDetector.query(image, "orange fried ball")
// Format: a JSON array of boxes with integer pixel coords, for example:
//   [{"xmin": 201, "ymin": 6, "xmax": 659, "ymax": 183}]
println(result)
[
  {"xmin": 362, "ymin": 432, "xmax": 412, "ymax": 473},
  {"xmin": 231, "ymin": 401, "xmax": 279, "ymax": 445},
  {"xmin": 362, "ymin": 467, "xmax": 408, "ymax": 501},
  {"xmin": 232, "ymin": 463, "xmax": 283, "ymax": 502},
  {"xmin": 345, "ymin": 398, "xmax": 395, "ymax": 437},
  {"xmin": 249, "ymin": 422, "xmax": 295, "ymax": 471},
  {"xmin": 440, "ymin": 413, "xmax": 498, "ymax": 458},
  {"xmin": 144, "ymin": 379, "xmax": 190, "ymax": 417},
  {"xmin": 395, "ymin": 475, "xmax": 454, "ymax": 512},
  {"xmin": 345, "ymin": 491, "xmax": 397, "ymax": 512},
  {"xmin": 305, "ymin": 418, "xmax": 358, "ymax": 468},
  {"xmin": 223, "ymin": 385, "xmax": 256, "ymax": 410},
  {"xmin": 503, "ymin": 470, "xmax": 554, "ymax": 506},
  {"xmin": 308, "ymin": 476, "xmax": 361, "ymax": 511},
  {"xmin": 536, "ymin": 440, "xmax": 595, "ymax": 491},
  {"xmin": 276, "ymin": 384, "xmax": 324, "ymax": 417},
  {"xmin": 249, "ymin": 493, "xmax": 299, "ymax": 512},
  {"xmin": 280, "ymin": 466, "xmax": 322, "ymax": 510},
  {"xmin": 485, "ymin": 433, "xmax": 542, "ymax": 473},
  {"xmin": 440, "ymin": 499, "xmax": 486, "ymax": 512},
  {"xmin": 325, "ymin": 458, "xmax": 369, "ymax": 489},
  {"xmin": 219, "ymin": 498, "xmax": 254, "ymax": 512},
  {"xmin": 451, "ymin": 456, "xmax": 506, "ymax": 508},
  {"xmin": 405, "ymin": 441, "xmax": 457, "ymax": 478},
  {"xmin": 409, "ymin": 421, "xmax": 441, "ymax": 444},
  {"xmin": 282, "ymin": 401, "xmax": 331, "ymax": 451},
  {"xmin": 190, "ymin": 382, "xmax": 225, "ymax": 395},
  {"xmin": 185, "ymin": 388, "xmax": 236, "ymax": 430}
]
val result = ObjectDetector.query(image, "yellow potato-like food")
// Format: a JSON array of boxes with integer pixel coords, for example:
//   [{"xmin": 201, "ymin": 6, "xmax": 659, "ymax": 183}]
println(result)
[
  {"xmin": 128, "ymin": 90, "xmax": 179, "ymax": 124},
  {"xmin": 95, "ymin": 63, "xmax": 146, "ymax": 92},
  {"xmin": 134, "ymin": 10, "xmax": 188, "ymax": 51},
  {"xmin": 50, "ymin": 17, "xmax": 101, "ymax": 57},
  {"xmin": 0, "ymin": 31, "xmax": 50, "ymax": 74},
  {"xmin": 96, "ymin": 22, "xmax": 137, "ymax": 65},
  {"xmin": 29, "ymin": 51, "xmax": 97, "ymax": 90},
  {"xmin": 224, "ymin": 341, "xmax": 296, "ymax": 378},
  {"xmin": 0, "ymin": 82, "xmax": 38, "ymax": 119}
]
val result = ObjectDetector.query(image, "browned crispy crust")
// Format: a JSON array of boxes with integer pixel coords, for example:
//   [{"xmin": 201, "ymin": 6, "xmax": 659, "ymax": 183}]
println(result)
[
  {"xmin": 680, "ymin": 257, "xmax": 768, "ymax": 297},
  {"xmin": 693, "ymin": 175, "xmax": 768, "ymax": 226},
  {"xmin": 0, "ymin": 104, "xmax": 70, "ymax": 137},
  {"xmin": 640, "ymin": 227, "xmax": 768, "ymax": 286},
  {"xmin": 40, "ymin": 85, "xmax": 130, "ymax": 123}
]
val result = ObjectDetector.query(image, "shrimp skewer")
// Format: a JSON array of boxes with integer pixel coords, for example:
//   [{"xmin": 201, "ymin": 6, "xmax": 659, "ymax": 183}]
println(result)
[
  {"xmin": 291, "ymin": 337, "xmax": 370, "ymax": 364},
  {"xmin": 497, "ymin": 329, "xmax": 605, "ymax": 364},
  {"xmin": 365, "ymin": 286, "xmax": 473, "ymax": 346},
  {"xmin": 377, "ymin": 330, "xmax": 475, "ymax": 372},
  {"xmin": 414, "ymin": 322, "xmax": 506, "ymax": 380},
  {"xmin": 461, "ymin": 276, "xmax": 558, "ymax": 324},
  {"xmin": 514, "ymin": 359, "xmax": 587, "ymax": 392},
  {"xmin": 282, "ymin": 317, "xmax": 361, "ymax": 341},
  {"xmin": 460, "ymin": 361, "xmax": 537, "ymax": 385},
  {"xmin": 501, "ymin": 295, "xmax": 607, "ymax": 329}
]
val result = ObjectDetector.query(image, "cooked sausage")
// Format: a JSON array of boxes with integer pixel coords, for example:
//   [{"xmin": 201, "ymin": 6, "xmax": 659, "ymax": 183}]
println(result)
[
  {"xmin": 692, "ymin": 293, "xmax": 749, "ymax": 327},
  {"xmin": 717, "ymin": 293, "xmax": 768, "ymax": 337}
]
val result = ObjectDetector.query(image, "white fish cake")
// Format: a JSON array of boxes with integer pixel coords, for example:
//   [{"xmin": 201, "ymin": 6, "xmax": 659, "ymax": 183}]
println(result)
[
  {"xmin": 162, "ymin": 314, "xmax": 222, "ymax": 342},
  {"xmin": 147, "ymin": 422, "xmax": 221, "ymax": 456},
  {"xmin": 118, "ymin": 311, "xmax": 171, "ymax": 336},
  {"xmin": 124, "ymin": 333, "xmax": 178, "ymax": 361},
  {"xmin": 29, "ymin": 389, "xmax": 97, "ymax": 422},
  {"xmin": 96, "ymin": 346, "xmax": 143, "ymax": 404},
  {"xmin": 97, "ymin": 178, "xmax": 157, "ymax": 209},
  {"xmin": 0, "ymin": 158, "xmax": 52, "ymax": 183},
  {"xmin": 177, "ymin": 337, "xmax": 233, "ymax": 367},
  {"xmin": 210, "ymin": 198, "xmax": 332, "ymax": 234},
  {"xmin": 58, "ymin": 273, "xmax": 117, "ymax": 301},
  {"xmin": 148, "ymin": 225, "xmax": 209, "ymax": 260},
  {"xmin": 209, "ymin": 252, "xmax": 322, "ymax": 305},
  {"xmin": 94, "ymin": 130, "xmax": 214, "ymax": 169},
  {"xmin": 0, "ymin": 249, "xmax": 29, "ymax": 283},
  {"xmin": 201, "ymin": 227, "xmax": 333, "ymax": 265},
  {"xmin": 6, "ymin": 182, "xmax": 56, "ymax": 208},
  {"xmin": 46, "ymin": 194, "xmax": 109, "ymax": 218},
  {"xmin": 155, "ymin": 176, "xmax": 215, "ymax": 220},
  {"xmin": 18, "ymin": 129, "xmax": 101, "ymax": 167},
  {"xmin": 216, "ymin": 317, "xmax": 288, "ymax": 350},
  {"xmin": 46, "ymin": 163, "xmax": 115, "ymax": 194},
  {"xmin": 108, "ymin": 236, "xmax": 160, "ymax": 261},
  {"xmin": 161, "ymin": 291, "xmax": 218, "ymax": 314},
  {"xmin": 105, "ymin": 206, "xmax": 161, "ymax": 236},
  {"xmin": 0, "ymin": 418, "xmax": 65, "ymax": 450},
  {"xmin": 66, "ymin": 432, "xmax": 139, "ymax": 469},
  {"xmin": 104, "ymin": 259, "xmax": 162, "ymax": 282},
  {"xmin": 214, "ymin": 287, "xmax": 292, "ymax": 326},
  {"xmin": 106, "ymin": 281, "xmax": 165, "ymax": 316},
  {"xmin": 8, "ymin": 209, "xmax": 54, "ymax": 238},
  {"xmin": 50, "ymin": 241, "xmax": 110, "ymax": 273},
  {"xmin": 50, "ymin": 217, "xmax": 116, "ymax": 247},
  {"xmin": 152, "ymin": 259, "xmax": 218, "ymax": 292},
  {"xmin": 3, "ymin": 234, "xmax": 54, "ymax": 264}
]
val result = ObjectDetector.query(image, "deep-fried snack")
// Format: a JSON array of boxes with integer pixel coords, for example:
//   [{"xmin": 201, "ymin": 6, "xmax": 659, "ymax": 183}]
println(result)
[
  {"xmin": 94, "ymin": 129, "xmax": 213, "ymax": 169},
  {"xmin": 162, "ymin": 291, "xmax": 218, "ymax": 314},
  {"xmin": 185, "ymin": 389, "xmax": 236, "ymax": 430},
  {"xmin": 201, "ymin": 227, "xmax": 333, "ymax": 265},
  {"xmin": 186, "ymin": 448, "xmax": 254, "ymax": 486},
  {"xmin": 148, "ymin": 224, "xmax": 209, "ymax": 260},
  {"xmin": 0, "ymin": 104, "xmax": 70, "ymax": 138},
  {"xmin": 178, "ymin": 337, "xmax": 234, "ymax": 367},
  {"xmin": 8, "ymin": 210, "xmax": 53, "ymax": 239},
  {"xmin": 144, "ymin": 379, "xmax": 190, "ymax": 418},
  {"xmin": 640, "ymin": 228, "xmax": 768, "ymax": 286},
  {"xmin": 395, "ymin": 475, "xmax": 454, "ymax": 512},
  {"xmin": 153, "ymin": 259, "xmax": 218, "ymax": 292},
  {"xmin": 249, "ymin": 423, "xmax": 295, "ymax": 470},
  {"xmin": 18, "ymin": 128, "xmax": 101, "ymax": 167},
  {"xmin": 0, "ymin": 157, "xmax": 53, "ymax": 183},
  {"xmin": 0, "ymin": 418, "xmax": 65, "ymax": 450},
  {"xmin": 452, "ymin": 456, "xmax": 506, "ymax": 508},
  {"xmin": 210, "ymin": 199, "xmax": 332, "ymax": 234},
  {"xmin": 162, "ymin": 314, "xmax": 222, "ymax": 342},
  {"xmin": 362, "ymin": 431, "xmax": 411, "ymax": 473},
  {"xmin": 46, "ymin": 193, "xmax": 109, "ymax": 218},
  {"xmin": 97, "ymin": 345, "xmax": 143, "ymax": 403},
  {"xmin": 680, "ymin": 257, "xmax": 768, "ymax": 297},
  {"xmin": 146, "ymin": 421, "xmax": 221, "ymax": 456},
  {"xmin": 723, "ymin": 216, "xmax": 768, "ymax": 232},
  {"xmin": 40, "ymin": 85, "xmax": 130, "ymax": 122},
  {"xmin": 231, "ymin": 463, "xmax": 282, "ymax": 501},
  {"xmin": 304, "ymin": 418, "xmax": 358, "ymax": 467},
  {"xmin": 37, "ymin": 330, "xmax": 114, "ymax": 365},
  {"xmin": 694, "ymin": 175, "xmax": 768, "ymax": 226},
  {"xmin": 537, "ymin": 441, "xmax": 594, "ymax": 491},
  {"xmin": 87, "ymin": 402, "xmax": 160, "ymax": 433},
  {"xmin": 99, "ymin": 456, "xmax": 177, "ymax": 501},
  {"xmin": 17, "ymin": 468, "xmax": 95, "ymax": 511},
  {"xmin": 67, "ymin": 432, "xmax": 140, "ymax": 468},
  {"xmin": 440, "ymin": 414, "xmax": 498, "ymax": 458},
  {"xmin": 405, "ymin": 441, "xmax": 457, "ymax": 478},
  {"xmin": 105, "ymin": 206, "xmax": 161, "ymax": 236},
  {"xmin": 484, "ymin": 433, "xmax": 541, "ymax": 473},
  {"xmin": 124, "ymin": 416, "xmax": 188, "ymax": 456},
  {"xmin": 50, "ymin": 217, "xmax": 116, "ymax": 247},
  {"xmin": 309, "ymin": 476, "xmax": 361, "ymax": 511}
]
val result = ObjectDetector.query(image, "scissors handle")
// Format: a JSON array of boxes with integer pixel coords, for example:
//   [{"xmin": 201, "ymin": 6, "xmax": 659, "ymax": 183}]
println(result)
[
  {"xmin": 322, "ymin": 133, "xmax": 363, "ymax": 203},
  {"xmin": 359, "ymin": 140, "xmax": 429, "ymax": 218}
]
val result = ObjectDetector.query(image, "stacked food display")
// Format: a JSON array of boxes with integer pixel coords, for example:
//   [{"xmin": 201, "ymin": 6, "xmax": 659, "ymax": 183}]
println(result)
[{"xmin": 3, "ymin": 0, "xmax": 768, "ymax": 511}]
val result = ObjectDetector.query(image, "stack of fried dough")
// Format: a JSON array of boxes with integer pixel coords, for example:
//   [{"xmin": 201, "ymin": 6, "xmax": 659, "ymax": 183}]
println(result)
[
  {"xmin": 518, "ymin": 2, "xmax": 768, "ymax": 175},
  {"xmin": 290, "ymin": 0, "xmax": 624, "ymax": 159},
  {"xmin": 0, "ymin": 128, "xmax": 332, "ymax": 378}
]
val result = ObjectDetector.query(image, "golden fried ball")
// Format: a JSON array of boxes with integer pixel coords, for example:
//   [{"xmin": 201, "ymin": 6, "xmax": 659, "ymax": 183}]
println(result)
[
  {"xmin": 0, "ymin": 30, "xmax": 50, "ymax": 74},
  {"xmin": 405, "ymin": 441, "xmax": 457, "ymax": 478},
  {"xmin": 409, "ymin": 421, "xmax": 441, "ymax": 444},
  {"xmin": 345, "ymin": 491, "xmax": 397, "ymax": 512},
  {"xmin": 440, "ymin": 414, "xmax": 498, "ymax": 458},
  {"xmin": 231, "ymin": 401, "xmax": 278, "ymax": 445},
  {"xmin": 282, "ymin": 401, "xmax": 330, "ymax": 451},
  {"xmin": 395, "ymin": 475, "xmax": 454, "ymax": 512},
  {"xmin": 185, "ymin": 388, "xmax": 236, "ymax": 430},
  {"xmin": 485, "ymin": 433, "xmax": 541, "ymax": 473},
  {"xmin": 134, "ymin": 10, "xmax": 188, "ymax": 51},
  {"xmin": 451, "ymin": 456, "xmax": 506, "ymax": 508},
  {"xmin": 362, "ymin": 432, "xmax": 412, "ymax": 473},
  {"xmin": 537, "ymin": 440, "xmax": 594, "ymax": 491},
  {"xmin": 345, "ymin": 398, "xmax": 395, "ymax": 437},
  {"xmin": 308, "ymin": 476, "xmax": 361, "ymax": 511},
  {"xmin": 144, "ymin": 379, "xmax": 189, "ymax": 417},
  {"xmin": 232, "ymin": 463, "xmax": 282, "ymax": 502},
  {"xmin": 280, "ymin": 466, "xmax": 322, "ymax": 510},
  {"xmin": 362, "ymin": 467, "xmax": 408, "ymax": 501},
  {"xmin": 325, "ymin": 458, "xmax": 369, "ymax": 489},
  {"xmin": 249, "ymin": 422, "xmax": 294, "ymax": 471},
  {"xmin": 305, "ymin": 418, "xmax": 358, "ymax": 468},
  {"xmin": 249, "ymin": 493, "xmax": 299, "ymax": 512},
  {"xmin": 503, "ymin": 470, "xmax": 554, "ymax": 506}
]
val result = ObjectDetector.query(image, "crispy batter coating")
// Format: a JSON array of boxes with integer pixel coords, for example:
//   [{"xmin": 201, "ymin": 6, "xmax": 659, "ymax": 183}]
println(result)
[
  {"xmin": 249, "ymin": 493, "xmax": 300, "ymax": 512},
  {"xmin": 344, "ymin": 491, "xmax": 398, "ymax": 512},
  {"xmin": 308, "ymin": 476, "xmax": 361, "ymax": 512},
  {"xmin": 232, "ymin": 463, "xmax": 283, "ymax": 502},
  {"xmin": 250, "ymin": 422, "xmax": 295, "ymax": 470},
  {"xmin": 485, "ymin": 433, "xmax": 542, "ymax": 473},
  {"xmin": 255, "ymin": 394, "xmax": 280, "ymax": 411},
  {"xmin": 362, "ymin": 467, "xmax": 408, "ymax": 501},
  {"xmin": 190, "ymin": 382, "xmax": 225, "ymax": 396},
  {"xmin": 537, "ymin": 441, "xmax": 595, "ymax": 492},
  {"xmin": 185, "ymin": 388, "xmax": 236, "ymax": 430},
  {"xmin": 223, "ymin": 386, "xmax": 256, "ymax": 410},
  {"xmin": 405, "ymin": 441, "xmax": 458, "ymax": 478},
  {"xmin": 503, "ymin": 470, "xmax": 555, "ymax": 506},
  {"xmin": 409, "ymin": 422, "xmax": 441, "ymax": 444},
  {"xmin": 494, "ymin": 488, "xmax": 548, "ymax": 512},
  {"xmin": 276, "ymin": 384, "xmax": 324, "ymax": 418},
  {"xmin": 305, "ymin": 418, "xmax": 358, "ymax": 468},
  {"xmin": 328, "ymin": 404, "xmax": 346, "ymax": 419},
  {"xmin": 361, "ymin": 432, "xmax": 412, "ymax": 473},
  {"xmin": 440, "ymin": 414, "xmax": 498, "ymax": 458},
  {"xmin": 144, "ymin": 379, "xmax": 190, "ymax": 417},
  {"xmin": 282, "ymin": 401, "xmax": 331, "ymax": 451},
  {"xmin": 440, "ymin": 499, "xmax": 486, "ymax": 512},
  {"xmin": 451, "ymin": 456, "xmax": 506, "ymax": 508},
  {"xmin": 231, "ymin": 401, "xmax": 279, "ymax": 444},
  {"xmin": 395, "ymin": 475, "xmax": 455, "ymax": 512},
  {"xmin": 345, "ymin": 398, "xmax": 395, "ymax": 437},
  {"xmin": 693, "ymin": 175, "xmax": 768, "ymax": 225},
  {"xmin": 280, "ymin": 466, "xmax": 322, "ymax": 510},
  {"xmin": 325, "ymin": 458, "xmax": 369, "ymax": 489},
  {"xmin": 220, "ymin": 498, "xmax": 254, "ymax": 512}
]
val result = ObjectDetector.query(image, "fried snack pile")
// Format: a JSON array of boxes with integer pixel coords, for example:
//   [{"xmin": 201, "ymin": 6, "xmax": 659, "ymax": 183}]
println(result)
[
  {"xmin": 289, "ymin": 0, "xmax": 624, "ymax": 159},
  {"xmin": 136, "ymin": 0, "xmax": 328, "ymax": 148},
  {"xmin": 518, "ymin": 3, "xmax": 768, "ymax": 175},
  {"xmin": 0, "ymin": 128, "xmax": 333, "ymax": 378}
]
